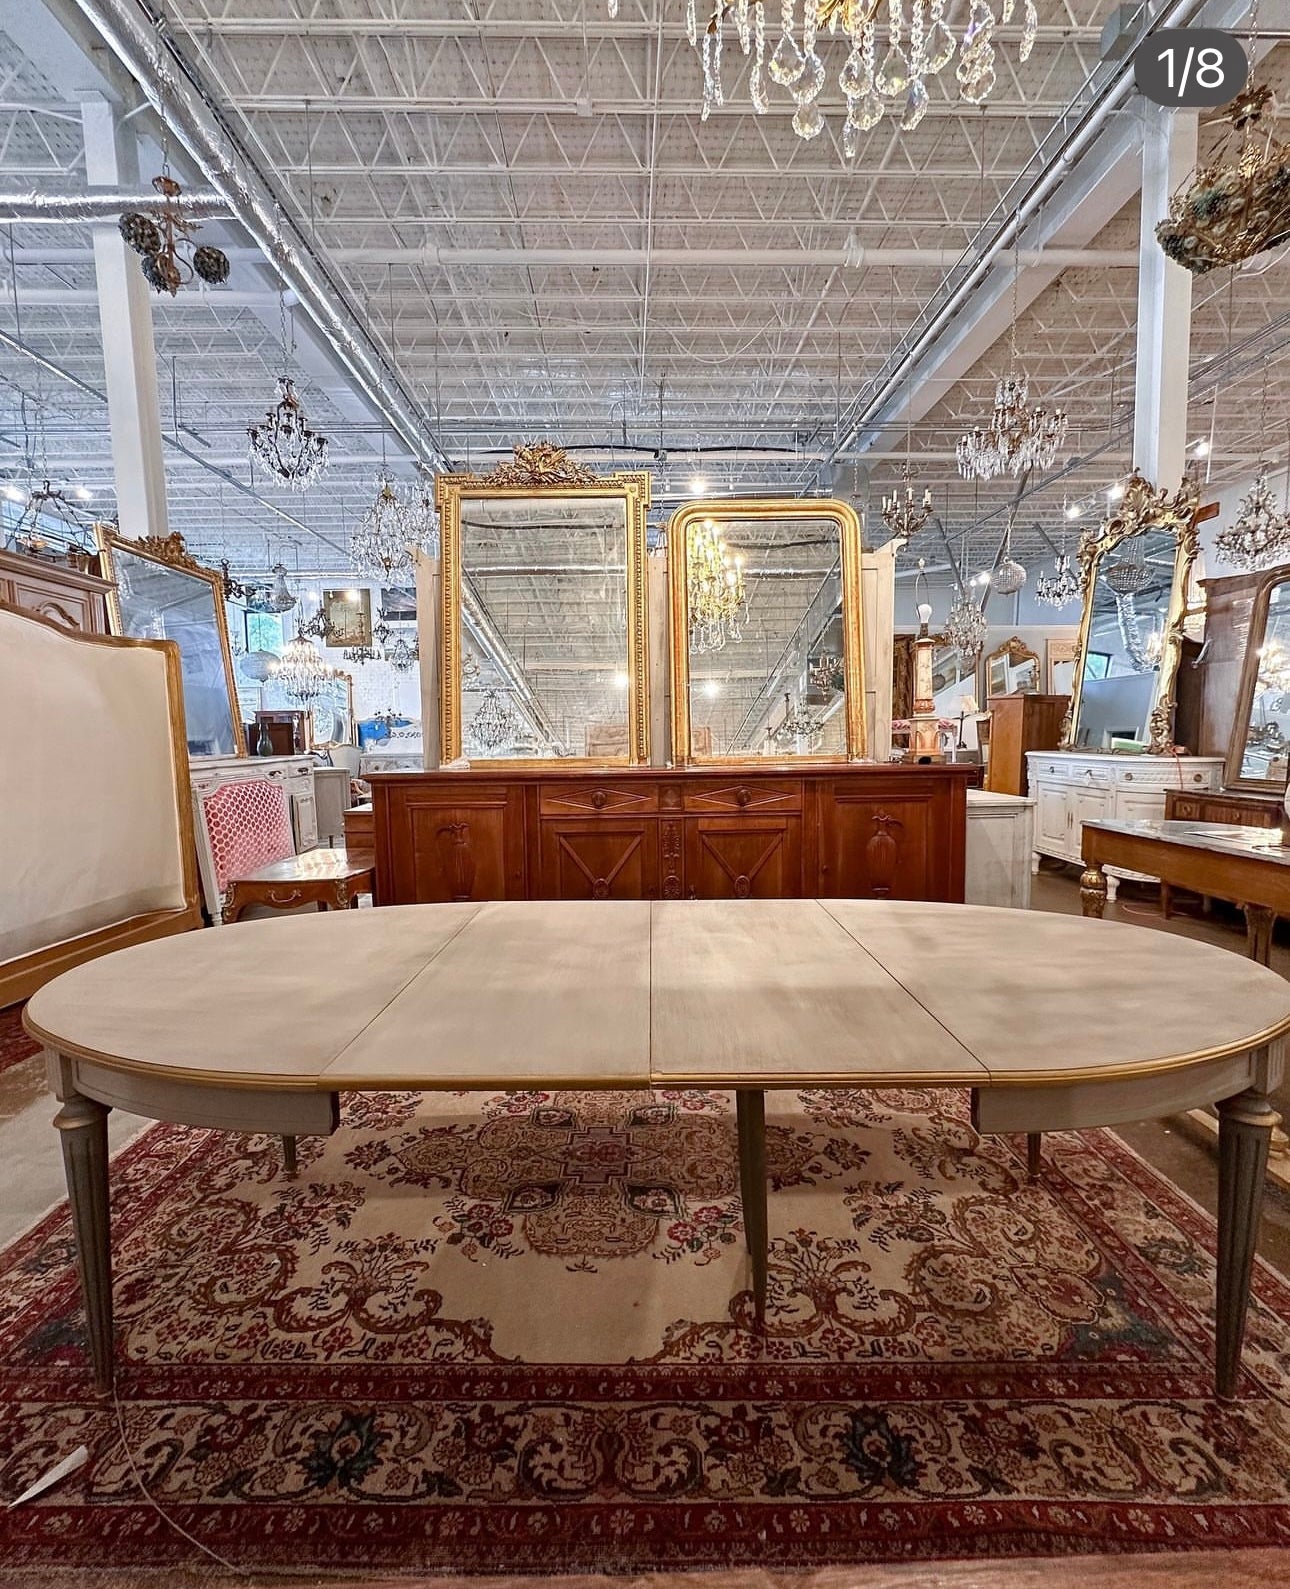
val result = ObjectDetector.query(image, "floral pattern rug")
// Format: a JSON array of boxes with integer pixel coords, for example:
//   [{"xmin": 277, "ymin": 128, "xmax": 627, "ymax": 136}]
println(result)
[
  {"xmin": 0, "ymin": 1005, "xmax": 38, "ymax": 1077},
  {"xmin": 1, "ymin": 1086, "xmax": 1289, "ymax": 1573}
]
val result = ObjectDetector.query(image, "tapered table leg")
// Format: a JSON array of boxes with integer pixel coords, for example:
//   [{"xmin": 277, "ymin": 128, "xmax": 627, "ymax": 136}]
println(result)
[
  {"xmin": 736, "ymin": 1089, "xmax": 767, "ymax": 1326},
  {"xmin": 1243, "ymin": 905, "xmax": 1276, "ymax": 966},
  {"xmin": 1027, "ymin": 1132, "xmax": 1042, "ymax": 1178},
  {"xmin": 1215, "ymin": 1087, "xmax": 1280, "ymax": 1398},
  {"xmin": 53, "ymin": 1091, "xmax": 114, "ymax": 1393},
  {"xmin": 281, "ymin": 1134, "xmax": 298, "ymax": 1176},
  {"xmin": 1079, "ymin": 864, "xmax": 1108, "ymax": 918}
]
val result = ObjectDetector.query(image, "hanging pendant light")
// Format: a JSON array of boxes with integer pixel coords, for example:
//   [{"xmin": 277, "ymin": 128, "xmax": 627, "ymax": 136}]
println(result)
[
  {"xmin": 275, "ymin": 623, "xmax": 337, "ymax": 703},
  {"xmin": 1034, "ymin": 551, "xmax": 1081, "ymax": 609},
  {"xmin": 1214, "ymin": 464, "xmax": 1290, "ymax": 570},
  {"xmin": 468, "ymin": 689, "xmax": 517, "ymax": 754},
  {"xmin": 945, "ymin": 592, "xmax": 988, "ymax": 662},
  {"xmin": 248, "ymin": 378, "xmax": 329, "ymax": 490},
  {"xmin": 352, "ymin": 474, "xmax": 414, "ymax": 578}
]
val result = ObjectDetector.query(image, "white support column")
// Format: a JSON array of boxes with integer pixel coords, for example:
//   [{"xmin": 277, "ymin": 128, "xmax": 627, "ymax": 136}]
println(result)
[
  {"xmin": 80, "ymin": 95, "xmax": 168, "ymax": 541},
  {"xmin": 1134, "ymin": 104, "xmax": 1199, "ymax": 489}
]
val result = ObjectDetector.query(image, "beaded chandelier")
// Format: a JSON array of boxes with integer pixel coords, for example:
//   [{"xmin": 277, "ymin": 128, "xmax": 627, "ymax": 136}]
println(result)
[
  {"xmin": 1214, "ymin": 465, "xmax": 1290, "ymax": 571},
  {"xmin": 1034, "ymin": 551, "xmax": 1081, "ymax": 609},
  {"xmin": 275, "ymin": 625, "xmax": 337, "ymax": 704},
  {"xmin": 248, "ymin": 379, "xmax": 329, "ymax": 490},
  {"xmin": 468, "ymin": 689, "xmax": 517, "ymax": 754},
  {"xmin": 957, "ymin": 373, "xmax": 1068, "ymax": 481},
  {"xmin": 687, "ymin": 517, "xmax": 747, "ymax": 653},
  {"xmin": 352, "ymin": 475, "xmax": 414, "ymax": 579},
  {"xmin": 944, "ymin": 592, "xmax": 988, "ymax": 662}
]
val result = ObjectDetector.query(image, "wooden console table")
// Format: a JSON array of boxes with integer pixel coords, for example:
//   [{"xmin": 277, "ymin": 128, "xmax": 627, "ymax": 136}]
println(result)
[
  {"xmin": 1081, "ymin": 819, "xmax": 1290, "ymax": 963},
  {"xmin": 367, "ymin": 763, "xmax": 978, "ymax": 906},
  {"xmin": 26, "ymin": 899, "xmax": 1290, "ymax": 1398}
]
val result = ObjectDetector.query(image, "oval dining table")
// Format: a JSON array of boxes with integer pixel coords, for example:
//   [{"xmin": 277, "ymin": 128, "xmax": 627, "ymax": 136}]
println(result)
[{"xmin": 23, "ymin": 898, "xmax": 1290, "ymax": 1398}]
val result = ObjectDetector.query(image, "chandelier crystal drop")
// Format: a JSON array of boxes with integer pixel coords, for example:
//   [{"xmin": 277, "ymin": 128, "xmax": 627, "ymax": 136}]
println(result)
[
  {"xmin": 468, "ymin": 689, "xmax": 517, "ymax": 754},
  {"xmin": 275, "ymin": 624, "xmax": 337, "ymax": 704},
  {"xmin": 956, "ymin": 374, "xmax": 1068, "ymax": 481},
  {"xmin": 1214, "ymin": 465, "xmax": 1290, "ymax": 571},
  {"xmin": 880, "ymin": 464, "xmax": 933, "ymax": 539},
  {"xmin": 248, "ymin": 378, "xmax": 329, "ymax": 490},
  {"xmin": 617, "ymin": 0, "xmax": 1036, "ymax": 155},
  {"xmin": 1034, "ymin": 551, "xmax": 1081, "ymax": 609},
  {"xmin": 944, "ymin": 592, "xmax": 988, "ymax": 662},
  {"xmin": 687, "ymin": 517, "xmax": 747, "ymax": 653}
]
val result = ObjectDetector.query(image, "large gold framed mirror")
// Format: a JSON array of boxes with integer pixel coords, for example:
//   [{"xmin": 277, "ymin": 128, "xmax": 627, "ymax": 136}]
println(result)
[
  {"xmin": 96, "ymin": 528, "xmax": 245, "ymax": 758},
  {"xmin": 436, "ymin": 444, "xmax": 651, "ymax": 764},
  {"xmin": 1227, "ymin": 565, "xmax": 1290, "ymax": 791},
  {"xmin": 1064, "ymin": 473, "xmax": 1200, "ymax": 754},
  {"xmin": 983, "ymin": 635, "xmax": 1041, "ymax": 698},
  {"xmin": 669, "ymin": 498, "xmax": 865, "ymax": 763}
]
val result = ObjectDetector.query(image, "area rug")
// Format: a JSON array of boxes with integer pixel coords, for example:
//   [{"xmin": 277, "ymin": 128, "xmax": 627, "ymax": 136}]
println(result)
[
  {"xmin": 1, "ymin": 1087, "xmax": 1289, "ymax": 1574},
  {"xmin": 0, "ymin": 1004, "xmax": 38, "ymax": 1077}
]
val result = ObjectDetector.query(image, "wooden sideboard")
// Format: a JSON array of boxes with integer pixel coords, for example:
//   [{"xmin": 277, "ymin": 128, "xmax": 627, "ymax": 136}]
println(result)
[
  {"xmin": 368, "ymin": 764, "xmax": 977, "ymax": 906},
  {"xmin": 1163, "ymin": 788, "xmax": 1284, "ymax": 827}
]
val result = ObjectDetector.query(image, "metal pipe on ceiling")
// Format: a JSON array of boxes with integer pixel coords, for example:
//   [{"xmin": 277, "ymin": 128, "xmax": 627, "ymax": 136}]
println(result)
[
  {"xmin": 61, "ymin": 0, "xmax": 451, "ymax": 471},
  {"xmin": 0, "ymin": 188, "xmax": 226, "ymax": 221}
]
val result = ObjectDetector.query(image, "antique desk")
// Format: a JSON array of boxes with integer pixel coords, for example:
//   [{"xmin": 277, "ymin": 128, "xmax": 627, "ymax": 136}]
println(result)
[
  {"xmin": 1081, "ymin": 818, "xmax": 1290, "ymax": 963},
  {"xmin": 25, "ymin": 900, "xmax": 1290, "ymax": 1398}
]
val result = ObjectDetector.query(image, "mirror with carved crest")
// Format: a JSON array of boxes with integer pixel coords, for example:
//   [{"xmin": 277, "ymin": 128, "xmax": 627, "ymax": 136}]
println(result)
[
  {"xmin": 1227, "ymin": 568, "xmax": 1290, "ymax": 792},
  {"xmin": 983, "ymin": 636, "xmax": 1041, "ymax": 698},
  {"xmin": 1064, "ymin": 474, "xmax": 1200, "ymax": 754},
  {"xmin": 436, "ymin": 445, "xmax": 650, "ymax": 764},
  {"xmin": 668, "ymin": 498, "xmax": 865, "ymax": 763}
]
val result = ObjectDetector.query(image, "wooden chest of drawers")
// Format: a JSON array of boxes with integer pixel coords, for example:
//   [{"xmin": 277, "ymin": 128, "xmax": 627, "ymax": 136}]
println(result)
[{"xmin": 1163, "ymin": 789, "xmax": 1284, "ymax": 827}]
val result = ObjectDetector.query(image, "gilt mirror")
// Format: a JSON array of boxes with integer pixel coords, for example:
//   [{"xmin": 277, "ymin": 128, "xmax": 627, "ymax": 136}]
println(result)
[
  {"xmin": 1227, "ymin": 567, "xmax": 1290, "ymax": 791},
  {"xmin": 669, "ymin": 498, "xmax": 865, "ymax": 763},
  {"xmin": 96, "ymin": 528, "xmax": 245, "ymax": 758},
  {"xmin": 1064, "ymin": 474, "xmax": 1200, "ymax": 754},
  {"xmin": 437, "ymin": 445, "xmax": 650, "ymax": 764},
  {"xmin": 983, "ymin": 635, "xmax": 1041, "ymax": 697}
]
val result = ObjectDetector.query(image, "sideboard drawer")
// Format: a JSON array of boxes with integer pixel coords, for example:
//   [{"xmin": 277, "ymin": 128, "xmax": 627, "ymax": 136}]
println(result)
[
  {"xmin": 538, "ymin": 781, "xmax": 660, "ymax": 816},
  {"xmin": 683, "ymin": 779, "xmax": 803, "ymax": 813}
]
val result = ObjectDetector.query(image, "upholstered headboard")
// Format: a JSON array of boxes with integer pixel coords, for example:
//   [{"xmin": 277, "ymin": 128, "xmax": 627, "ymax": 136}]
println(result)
[{"xmin": 0, "ymin": 600, "xmax": 203, "ymax": 1005}]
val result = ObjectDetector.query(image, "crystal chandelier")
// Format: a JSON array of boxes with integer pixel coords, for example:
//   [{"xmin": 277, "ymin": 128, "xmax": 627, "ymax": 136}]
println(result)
[
  {"xmin": 956, "ymin": 373, "xmax": 1068, "ymax": 481},
  {"xmin": 352, "ymin": 475, "xmax": 413, "ymax": 578},
  {"xmin": 772, "ymin": 691, "xmax": 823, "ymax": 751},
  {"xmin": 406, "ymin": 480, "xmax": 441, "ymax": 558},
  {"xmin": 1258, "ymin": 638, "xmax": 1290, "ymax": 697},
  {"xmin": 344, "ymin": 620, "xmax": 420, "ymax": 673},
  {"xmin": 993, "ymin": 556, "xmax": 1026, "ymax": 595},
  {"xmin": 119, "ymin": 172, "xmax": 230, "ymax": 296},
  {"xmin": 880, "ymin": 465, "xmax": 932, "ymax": 539},
  {"xmin": 1214, "ymin": 465, "xmax": 1290, "ymax": 571},
  {"xmin": 248, "ymin": 379, "xmax": 329, "ymax": 490},
  {"xmin": 275, "ymin": 624, "xmax": 337, "ymax": 704},
  {"xmin": 615, "ymin": 0, "xmax": 1038, "ymax": 149},
  {"xmin": 1157, "ymin": 84, "xmax": 1290, "ymax": 276},
  {"xmin": 687, "ymin": 517, "xmax": 747, "ymax": 653},
  {"xmin": 944, "ymin": 591, "xmax": 988, "ymax": 662},
  {"xmin": 468, "ymin": 689, "xmax": 517, "ymax": 754},
  {"xmin": 1104, "ymin": 548, "xmax": 1153, "ymax": 596},
  {"xmin": 1034, "ymin": 551, "xmax": 1081, "ymax": 609},
  {"xmin": 810, "ymin": 652, "xmax": 844, "ymax": 695}
]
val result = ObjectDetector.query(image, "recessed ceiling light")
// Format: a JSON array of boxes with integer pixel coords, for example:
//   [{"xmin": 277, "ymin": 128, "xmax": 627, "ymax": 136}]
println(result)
[
  {"xmin": 1193, "ymin": 438, "xmax": 1211, "ymax": 458},
  {"xmin": 73, "ymin": 484, "xmax": 92, "ymax": 500},
  {"xmin": 1108, "ymin": 481, "xmax": 1125, "ymax": 501},
  {"xmin": 701, "ymin": 678, "xmax": 721, "ymax": 698},
  {"xmin": 613, "ymin": 670, "xmax": 629, "ymax": 689},
  {"xmin": 690, "ymin": 475, "xmax": 707, "ymax": 494},
  {"xmin": 345, "ymin": 588, "xmax": 361, "ymax": 602},
  {"xmin": 1065, "ymin": 503, "xmax": 1080, "ymax": 520},
  {"xmin": 3, "ymin": 484, "xmax": 24, "ymax": 503}
]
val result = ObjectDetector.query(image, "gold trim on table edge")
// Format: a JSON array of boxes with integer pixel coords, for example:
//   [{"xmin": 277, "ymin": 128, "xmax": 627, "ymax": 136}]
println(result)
[
  {"xmin": 667, "ymin": 496, "xmax": 867, "ymax": 766},
  {"xmin": 24, "ymin": 1014, "xmax": 1290, "ymax": 1096},
  {"xmin": 435, "ymin": 446, "xmax": 651, "ymax": 767},
  {"xmin": 1063, "ymin": 471, "xmax": 1201, "ymax": 756},
  {"xmin": 94, "ymin": 525, "xmax": 248, "ymax": 758}
]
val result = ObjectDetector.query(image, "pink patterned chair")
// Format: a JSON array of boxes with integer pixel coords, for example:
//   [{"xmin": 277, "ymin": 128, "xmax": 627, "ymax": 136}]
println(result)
[{"xmin": 196, "ymin": 778, "xmax": 373, "ymax": 929}]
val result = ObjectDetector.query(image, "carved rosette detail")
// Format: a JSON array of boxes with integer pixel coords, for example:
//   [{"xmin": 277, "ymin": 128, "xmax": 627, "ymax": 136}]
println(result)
[
  {"xmin": 480, "ymin": 443, "xmax": 602, "ymax": 489},
  {"xmin": 130, "ymin": 531, "xmax": 207, "ymax": 575}
]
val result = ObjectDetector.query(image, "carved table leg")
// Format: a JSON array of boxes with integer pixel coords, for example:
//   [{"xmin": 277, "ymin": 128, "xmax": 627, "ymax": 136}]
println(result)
[
  {"xmin": 1215, "ymin": 1087, "xmax": 1281, "ymax": 1398},
  {"xmin": 1079, "ymin": 864, "xmax": 1108, "ymax": 919},
  {"xmin": 736, "ymin": 1089, "xmax": 767, "ymax": 1327},
  {"xmin": 54, "ymin": 1091, "xmax": 114, "ymax": 1392},
  {"xmin": 1027, "ymin": 1132, "xmax": 1042, "ymax": 1178},
  {"xmin": 281, "ymin": 1134, "xmax": 298, "ymax": 1177},
  {"xmin": 1243, "ymin": 905, "xmax": 1276, "ymax": 967}
]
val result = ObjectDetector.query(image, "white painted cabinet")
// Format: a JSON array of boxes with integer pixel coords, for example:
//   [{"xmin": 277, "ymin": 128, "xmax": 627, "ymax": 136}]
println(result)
[
  {"xmin": 1025, "ymin": 751, "xmax": 1223, "ymax": 897},
  {"xmin": 965, "ymin": 790, "xmax": 1035, "ymax": 909}
]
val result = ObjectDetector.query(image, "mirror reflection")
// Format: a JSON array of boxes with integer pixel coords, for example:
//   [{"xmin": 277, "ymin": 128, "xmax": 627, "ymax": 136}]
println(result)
[
  {"xmin": 1238, "ymin": 579, "xmax": 1290, "ymax": 784},
  {"xmin": 1069, "ymin": 528, "xmax": 1177, "ymax": 750},
  {"xmin": 104, "ymin": 540, "xmax": 242, "ymax": 757},
  {"xmin": 685, "ymin": 512, "xmax": 847, "ymax": 758},
  {"xmin": 984, "ymin": 636, "xmax": 1040, "ymax": 697},
  {"xmin": 458, "ymin": 494, "xmax": 629, "ymax": 760}
]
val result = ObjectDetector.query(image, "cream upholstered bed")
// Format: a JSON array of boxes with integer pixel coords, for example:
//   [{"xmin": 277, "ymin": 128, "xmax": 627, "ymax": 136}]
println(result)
[{"xmin": 0, "ymin": 600, "xmax": 202, "ymax": 1006}]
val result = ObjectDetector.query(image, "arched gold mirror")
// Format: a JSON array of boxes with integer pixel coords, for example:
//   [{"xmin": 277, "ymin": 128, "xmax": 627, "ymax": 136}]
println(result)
[
  {"xmin": 1227, "ymin": 565, "xmax": 1290, "ymax": 791},
  {"xmin": 669, "ymin": 498, "xmax": 865, "ymax": 763},
  {"xmin": 983, "ymin": 635, "xmax": 1041, "ymax": 697},
  {"xmin": 1065, "ymin": 474, "xmax": 1200, "ymax": 754},
  {"xmin": 437, "ymin": 445, "xmax": 650, "ymax": 764}
]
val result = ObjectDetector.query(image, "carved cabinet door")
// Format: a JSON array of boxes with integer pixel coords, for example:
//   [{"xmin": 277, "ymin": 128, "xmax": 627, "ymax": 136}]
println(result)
[
  {"xmin": 685, "ymin": 818, "xmax": 802, "ymax": 900},
  {"xmin": 537, "ymin": 819, "xmax": 660, "ymax": 900},
  {"xmin": 380, "ymin": 785, "xmax": 523, "ymax": 904},
  {"xmin": 819, "ymin": 785, "xmax": 963, "ymax": 901}
]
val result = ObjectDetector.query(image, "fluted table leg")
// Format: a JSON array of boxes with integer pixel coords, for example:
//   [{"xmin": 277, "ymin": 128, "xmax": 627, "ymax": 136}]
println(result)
[
  {"xmin": 54, "ymin": 1090, "xmax": 113, "ymax": 1393},
  {"xmin": 1215, "ymin": 1087, "xmax": 1281, "ymax": 1398},
  {"xmin": 736, "ymin": 1089, "xmax": 767, "ymax": 1326}
]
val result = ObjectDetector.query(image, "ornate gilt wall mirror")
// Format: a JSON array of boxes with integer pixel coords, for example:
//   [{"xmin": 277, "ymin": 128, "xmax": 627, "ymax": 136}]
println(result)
[
  {"xmin": 1064, "ymin": 473, "xmax": 1200, "ymax": 754},
  {"xmin": 1227, "ymin": 565, "xmax": 1290, "ymax": 791},
  {"xmin": 669, "ymin": 498, "xmax": 865, "ymax": 763},
  {"xmin": 436, "ymin": 444, "xmax": 651, "ymax": 764},
  {"xmin": 983, "ymin": 635, "xmax": 1040, "ymax": 697},
  {"xmin": 95, "ymin": 528, "xmax": 245, "ymax": 757}
]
